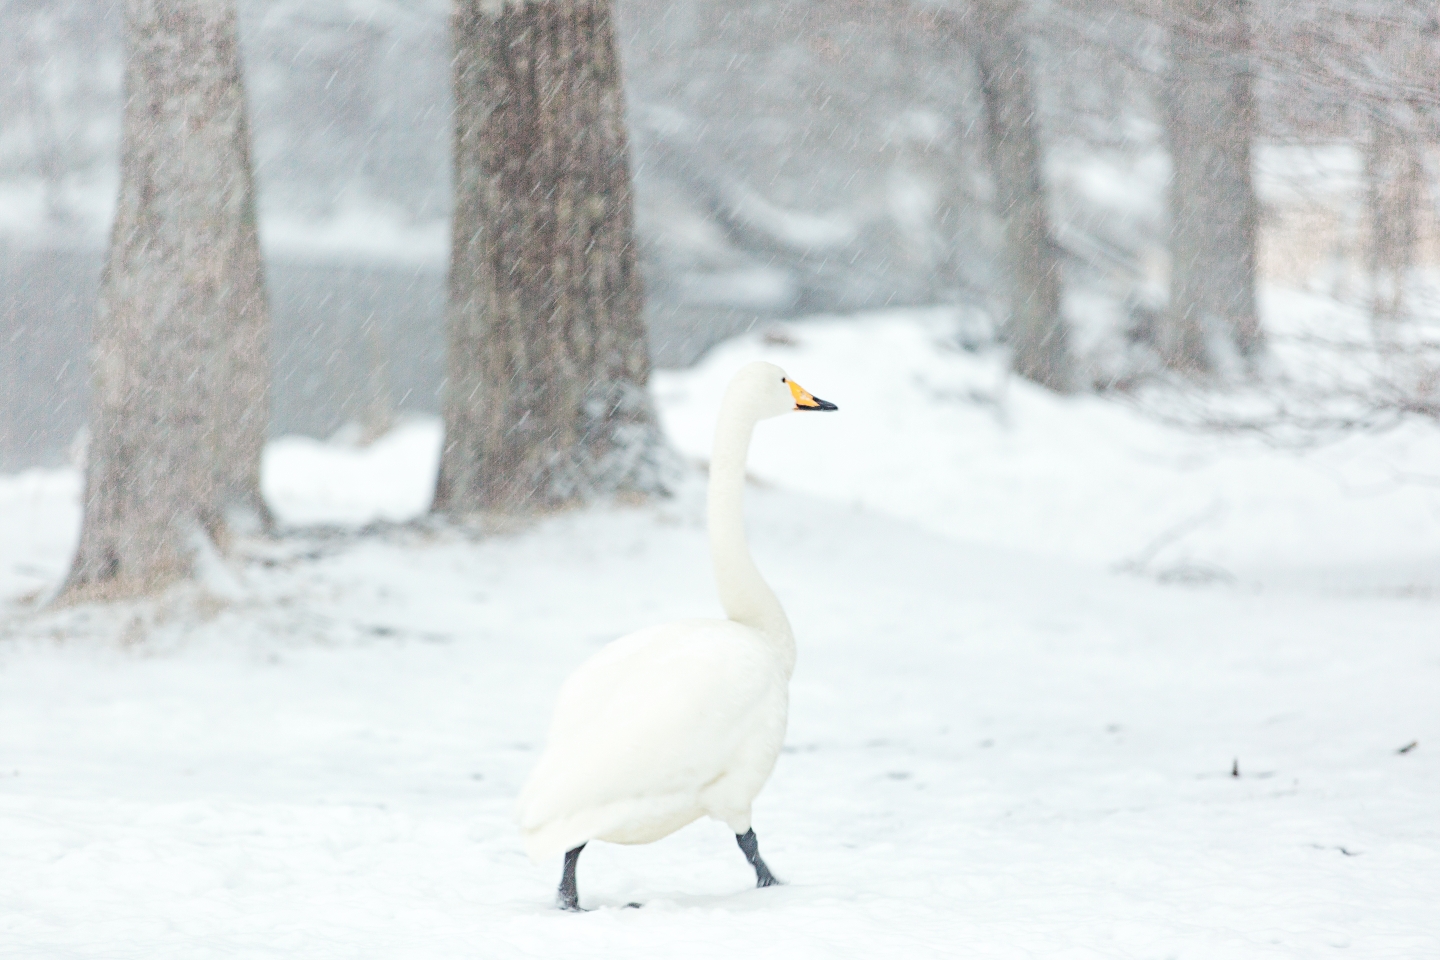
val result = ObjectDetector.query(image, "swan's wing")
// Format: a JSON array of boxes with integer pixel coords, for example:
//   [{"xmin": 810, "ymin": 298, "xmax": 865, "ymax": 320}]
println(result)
[{"xmin": 517, "ymin": 619, "xmax": 779, "ymax": 829}]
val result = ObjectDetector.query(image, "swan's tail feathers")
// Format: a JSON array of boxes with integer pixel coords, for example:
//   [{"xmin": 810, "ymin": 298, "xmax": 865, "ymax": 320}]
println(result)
[{"xmin": 517, "ymin": 794, "xmax": 705, "ymax": 862}]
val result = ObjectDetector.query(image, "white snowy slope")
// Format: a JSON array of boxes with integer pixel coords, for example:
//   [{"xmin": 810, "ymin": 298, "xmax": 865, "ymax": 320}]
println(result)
[
  {"xmin": 655, "ymin": 302, "xmax": 1440, "ymax": 591},
  {"xmin": 0, "ymin": 306, "xmax": 1437, "ymax": 958}
]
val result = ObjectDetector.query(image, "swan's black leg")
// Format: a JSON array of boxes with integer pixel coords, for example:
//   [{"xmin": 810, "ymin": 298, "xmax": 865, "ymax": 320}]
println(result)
[
  {"xmin": 736, "ymin": 828, "xmax": 780, "ymax": 887},
  {"xmin": 557, "ymin": 843, "xmax": 586, "ymax": 911}
]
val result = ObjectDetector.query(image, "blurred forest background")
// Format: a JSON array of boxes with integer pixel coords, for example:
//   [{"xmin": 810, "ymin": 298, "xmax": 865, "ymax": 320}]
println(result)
[{"xmin": 4, "ymin": 0, "xmax": 1435, "ymax": 470}]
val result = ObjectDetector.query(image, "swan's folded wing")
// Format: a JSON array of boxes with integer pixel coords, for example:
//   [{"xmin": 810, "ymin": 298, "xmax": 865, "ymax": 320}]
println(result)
[{"xmin": 517, "ymin": 619, "xmax": 780, "ymax": 830}]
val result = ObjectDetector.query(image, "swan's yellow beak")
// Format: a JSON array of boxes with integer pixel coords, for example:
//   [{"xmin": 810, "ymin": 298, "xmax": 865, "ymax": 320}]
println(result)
[{"xmin": 789, "ymin": 378, "xmax": 838, "ymax": 412}]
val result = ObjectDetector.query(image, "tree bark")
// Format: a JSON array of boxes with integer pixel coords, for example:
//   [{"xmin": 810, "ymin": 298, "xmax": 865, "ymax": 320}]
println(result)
[
  {"xmin": 61, "ymin": 0, "xmax": 270, "ymax": 601},
  {"xmin": 1162, "ymin": 0, "xmax": 1263, "ymax": 372},
  {"xmin": 970, "ymin": 0, "xmax": 1072, "ymax": 393},
  {"xmin": 436, "ymin": 0, "xmax": 668, "ymax": 513},
  {"xmin": 212, "ymin": 87, "xmax": 272, "ymax": 535},
  {"xmin": 1364, "ymin": 116, "xmax": 1423, "ymax": 326}
]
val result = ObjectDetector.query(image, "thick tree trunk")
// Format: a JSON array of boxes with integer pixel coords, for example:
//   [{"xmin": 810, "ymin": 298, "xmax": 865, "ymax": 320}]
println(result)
[
  {"xmin": 436, "ymin": 0, "xmax": 668, "ymax": 513},
  {"xmin": 1163, "ymin": 0, "xmax": 1263, "ymax": 372},
  {"xmin": 61, "ymin": 0, "xmax": 270, "ymax": 601},
  {"xmin": 970, "ymin": 0, "xmax": 1072, "ymax": 393}
]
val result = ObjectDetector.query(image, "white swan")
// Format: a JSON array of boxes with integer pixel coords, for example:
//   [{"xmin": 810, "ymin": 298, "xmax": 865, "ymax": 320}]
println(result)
[{"xmin": 515, "ymin": 361, "xmax": 838, "ymax": 910}]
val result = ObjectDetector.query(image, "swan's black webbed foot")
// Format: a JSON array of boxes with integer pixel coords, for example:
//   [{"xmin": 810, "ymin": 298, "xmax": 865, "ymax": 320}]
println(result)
[
  {"xmin": 736, "ymin": 828, "xmax": 781, "ymax": 887},
  {"xmin": 557, "ymin": 843, "xmax": 586, "ymax": 911}
]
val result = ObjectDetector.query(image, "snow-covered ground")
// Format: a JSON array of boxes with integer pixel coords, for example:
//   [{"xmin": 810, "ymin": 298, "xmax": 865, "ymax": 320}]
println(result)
[
  {"xmin": 2, "ymin": 306, "xmax": 1438, "ymax": 958},
  {"xmin": 659, "ymin": 302, "xmax": 1440, "ymax": 592}
]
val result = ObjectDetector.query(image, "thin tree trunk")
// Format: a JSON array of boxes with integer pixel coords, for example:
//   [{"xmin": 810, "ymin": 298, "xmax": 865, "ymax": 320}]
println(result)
[
  {"xmin": 1364, "ymin": 115, "xmax": 1423, "ymax": 329},
  {"xmin": 970, "ymin": 0, "xmax": 1072, "ymax": 393},
  {"xmin": 1163, "ymin": 0, "xmax": 1263, "ymax": 372},
  {"xmin": 60, "ymin": 0, "xmax": 270, "ymax": 601},
  {"xmin": 436, "ymin": 0, "xmax": 668, "ymax": 513}
]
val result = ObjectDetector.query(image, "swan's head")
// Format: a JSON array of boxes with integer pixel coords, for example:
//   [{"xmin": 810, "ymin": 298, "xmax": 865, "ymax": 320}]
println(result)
[{"xmin": 730, "ymin": 360, "xmax": 838, "ymax": 420}]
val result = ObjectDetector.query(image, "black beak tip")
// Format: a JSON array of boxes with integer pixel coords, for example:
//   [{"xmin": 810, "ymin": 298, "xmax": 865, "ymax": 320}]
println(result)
[{"xmin": 805, "ymin": 397, "xmax": 838, "ymax": 412}]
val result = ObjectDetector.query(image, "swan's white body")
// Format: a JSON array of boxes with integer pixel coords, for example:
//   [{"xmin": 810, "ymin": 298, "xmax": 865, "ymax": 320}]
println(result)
[{"xmin": 517, "ymin": 362, "xmax": 818, "ymax": 861}]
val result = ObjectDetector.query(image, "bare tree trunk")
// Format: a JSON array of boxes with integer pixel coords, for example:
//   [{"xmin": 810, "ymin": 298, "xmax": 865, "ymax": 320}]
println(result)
[
  {"xmin": 970, "ymin": 0, "xmax": 1072, "ymax": 393},
  {"xmin": 60, "ymin": 0, "xmax": 270, "ymax": 601},
  {"xmin": 1364, "ymin": 118, "xmax": 1422, "ymax": 327},
  {"xmin": 213, "ymin": 80, "xmax": 272, "ymax": 535},
  {"xmin": 436, "ymin": 0, "xmax": 669, "ymax": 513},
  {"xmin": 1162, "ymin": 0, "xmax": 1263, "ymax": 373}
]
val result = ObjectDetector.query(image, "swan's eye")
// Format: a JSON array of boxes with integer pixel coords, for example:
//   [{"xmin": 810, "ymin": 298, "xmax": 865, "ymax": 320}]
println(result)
[{"xmin": 781, "ymin": 377, "xmax": 787, "ymax": 383}]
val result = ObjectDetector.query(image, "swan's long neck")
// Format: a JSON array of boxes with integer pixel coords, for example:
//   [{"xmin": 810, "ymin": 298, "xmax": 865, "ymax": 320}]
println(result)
[{"xmin": 708, "ymin": 402, "xmax": 795, "ymax": 674}]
